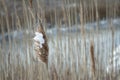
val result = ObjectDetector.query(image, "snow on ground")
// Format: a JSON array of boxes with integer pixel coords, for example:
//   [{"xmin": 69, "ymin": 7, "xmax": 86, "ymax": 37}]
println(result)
[
  {"xmin": 46, "ymin": 18, "xmax": 120, "ymax": 35},
  {"xmin": 48, "ymin": 29, "xmax": 120, "ymax": 73},
  {"xmin": 0, "ymin": 18, "xmax": 120, "ymax": 74},
  {"xmin": 0, "ymin": 18, "xmax": 120, "ymax": 42},
  {"xmin": 106, "ymin": 45, "xmax": 120, "ymax": 74}
]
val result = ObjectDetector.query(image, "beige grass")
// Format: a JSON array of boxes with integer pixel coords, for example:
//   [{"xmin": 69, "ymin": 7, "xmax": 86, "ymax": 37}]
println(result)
[{"xmin": 0, "ymin": 0, "xmax": 120, "ymax": 80}]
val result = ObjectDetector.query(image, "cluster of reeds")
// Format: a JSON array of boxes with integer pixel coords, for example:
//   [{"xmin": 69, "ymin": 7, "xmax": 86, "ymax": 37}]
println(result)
[{"xmin": 0, "ymin": 0, "xmax": 120, "ymax": 80}]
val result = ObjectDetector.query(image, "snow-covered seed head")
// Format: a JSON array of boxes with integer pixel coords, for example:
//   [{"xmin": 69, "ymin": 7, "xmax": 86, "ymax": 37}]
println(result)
[
  {"xmin": 33, "ymin": 22, "xmax": 49, "ymax": 64},
  {"xmin": 33, "ymin": 32, "xmax": 45, "ymax": 48}
]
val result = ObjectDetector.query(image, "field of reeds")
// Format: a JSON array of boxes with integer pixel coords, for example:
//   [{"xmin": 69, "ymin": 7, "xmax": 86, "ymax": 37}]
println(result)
[{"xmin": 0, "ymin": 0, "xmax": 120, "ymax": 80}]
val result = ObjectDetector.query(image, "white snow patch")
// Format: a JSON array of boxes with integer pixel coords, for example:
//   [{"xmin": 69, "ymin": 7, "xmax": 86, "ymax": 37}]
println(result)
[{"xmin": 33, "ymin": 32, "xmax": 45, "ymax": 48}]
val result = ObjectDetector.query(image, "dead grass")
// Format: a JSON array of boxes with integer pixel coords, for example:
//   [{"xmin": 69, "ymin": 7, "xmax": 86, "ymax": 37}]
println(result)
[{"xmin": 0, "ymin": 0, "xmax": 120, "ymax": 80}]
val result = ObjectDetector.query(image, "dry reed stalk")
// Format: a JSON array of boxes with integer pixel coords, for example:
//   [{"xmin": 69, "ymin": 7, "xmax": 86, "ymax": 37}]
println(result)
[
  {"xmin": 33, "ymin": 22, "xmax": 49, "ymax": 65},
  {"xmin": 110, "ymin": 20, "xmax": 115, "ymax": 79},
  {"xmin": 80, "ymin": 2, "xmax": 87, "ymax": 74},
  {"xmin": 29, "ymin": 0, "xmax": 32, "ymax": 8},
  {"xmin": 50, "ymin": 63, "xmax": 58, "ymax": 80},
  {"xmin": 90, "ymin": 41, "xmax": 96, "ymax": 78},
  {"xmin": 33, "ymin": 21, "xmax": 58, "ymax": 80}
]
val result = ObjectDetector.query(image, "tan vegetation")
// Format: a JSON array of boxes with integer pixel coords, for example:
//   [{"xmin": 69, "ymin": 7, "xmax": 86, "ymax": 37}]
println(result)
[{"xmin": 0, "ymin": 0, "xmax": 120, "ymax": 80}]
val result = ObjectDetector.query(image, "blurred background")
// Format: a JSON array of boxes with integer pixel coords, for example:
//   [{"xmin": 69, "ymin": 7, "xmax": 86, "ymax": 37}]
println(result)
[{"xmin": 0, "ymin": 0, "xmax": 120, "ymax": 80}]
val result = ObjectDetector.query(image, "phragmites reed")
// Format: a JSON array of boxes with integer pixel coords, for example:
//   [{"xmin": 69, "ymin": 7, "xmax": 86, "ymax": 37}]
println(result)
[
  {"xmin": 33, "ymin": 21, "xmax": 58, "ymax": 80},
  {"xmin": 33, "ymin": 22, "xmax": 49, "ymax": 65},
  {"xmin": 29, "ymin": 0, "xmax": 33, "ymax": 8},
  {"xmin": 90, "ymin": 41, "xmax": 96, "ymax": 78}
]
